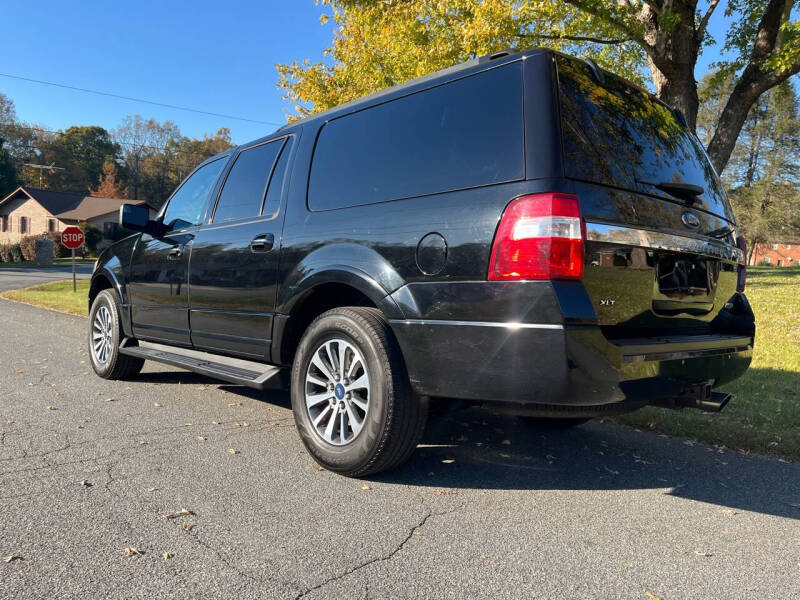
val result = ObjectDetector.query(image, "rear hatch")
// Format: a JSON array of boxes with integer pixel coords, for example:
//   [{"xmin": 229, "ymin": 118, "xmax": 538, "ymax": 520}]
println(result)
[{"xmin": 554, "ymin": 54, "xmax": 743, "ymax": 338}]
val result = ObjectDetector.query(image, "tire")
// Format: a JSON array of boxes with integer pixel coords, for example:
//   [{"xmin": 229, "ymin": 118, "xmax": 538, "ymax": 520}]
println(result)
[
  {"xmin": 88, "ymin": 289, "xmax": 144, "ymax": 380},
  {"xmin": 519, "ymin": 416, "xmax": 591, "ymax": 428},
  {"xmin": 291, "ymin": 307, "xmax": 428, "ymax": 477}
]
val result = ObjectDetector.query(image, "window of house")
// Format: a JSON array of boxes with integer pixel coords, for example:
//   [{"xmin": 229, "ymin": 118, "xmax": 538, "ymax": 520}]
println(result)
[
  {"xmin": 47, "ymin": 218, "xmax": 57, "ymax": 233},
  {"xmin": 786, "ymin": 244, "xmax": 792, "ymax": 250},
  {"xmin": 764, "ymin": 256, "xmax": 771, "ymax": 264},
  {"xmin": 19, "ymin": 216, "xmax": 29, "ymax": 234},
  {"xmin": 772, "ymin": 243, "xmax": 779, "ymax": 250},
  {"xmin": 788, "ymin": 257, "xmax": 793, "ymax": 263},
  {"xmin": 1, "ymin": 215, "xmax": 8, "ymax": 232}
]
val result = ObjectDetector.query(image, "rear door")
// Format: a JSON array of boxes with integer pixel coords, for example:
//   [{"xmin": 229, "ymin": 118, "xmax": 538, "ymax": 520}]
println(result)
[
  {"xmin": 128, "ymin": 157, "xmax": 227, "ymax": 345},
  {"xmin": 188, "ymin": 136, "xmax": 293, "ymax": 359},
  {"xmin": 554, "ymin": 55, "xmax": 743, "ymax": 337}
]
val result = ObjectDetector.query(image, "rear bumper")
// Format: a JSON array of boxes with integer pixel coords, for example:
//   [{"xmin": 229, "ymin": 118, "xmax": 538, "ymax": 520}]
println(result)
[{"xmin": 390, "ymin": 319, "xmax": 753, "ymax": 407}]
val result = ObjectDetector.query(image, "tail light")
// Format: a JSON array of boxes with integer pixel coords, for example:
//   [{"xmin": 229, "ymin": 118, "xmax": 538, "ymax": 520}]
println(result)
[
  {"xmin": 736, "ymin": 235, "xmax": 747, "ymax": 292},
  {"xmin": 488, "ymin": 193, "xmax": 584, "ymax": 281}
]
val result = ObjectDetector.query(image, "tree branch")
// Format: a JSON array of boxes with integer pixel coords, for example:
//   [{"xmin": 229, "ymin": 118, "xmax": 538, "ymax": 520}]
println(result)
[
  {"xmin": 562, "ymin": 0, "xmax": 650, "ymax": 45},
  {"xmin": 697, "ymin": 0, "xmax": 721, "ymax": 36}
]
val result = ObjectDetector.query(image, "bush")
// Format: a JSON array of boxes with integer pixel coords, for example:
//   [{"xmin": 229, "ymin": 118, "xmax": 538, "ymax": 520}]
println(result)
[
  {"xmin": 0, "ymin": 243, "xmax": 10, "ymax": 263},
  {"xmin": 9, "ymin": 243, "xmax": 22, "ymax": 262},
  {"xmin": 757, "ymin": 259, "xmax": 774, "ymax": 267},
  {"xmin": 19, "ymin": 235, "xmax": 39, "ymax": 261},
  {"xmin": 78, "ymin": 222, "xmax": 103, "ymax": 256}
]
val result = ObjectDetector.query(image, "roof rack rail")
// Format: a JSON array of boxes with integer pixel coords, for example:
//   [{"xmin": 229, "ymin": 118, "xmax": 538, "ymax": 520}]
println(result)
[
  {"xmin": 479, "ymin": 48, "xmax": 516, "ymax": 63},
  {"xmin": 583, "ymin": 58, "xmax": 604, "ymax": 83}
]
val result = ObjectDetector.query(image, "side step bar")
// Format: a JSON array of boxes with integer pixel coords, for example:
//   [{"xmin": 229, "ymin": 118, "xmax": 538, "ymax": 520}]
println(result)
[{"xmin": 119, "ymin": 340, "xmax": 283, "ymax": 390}]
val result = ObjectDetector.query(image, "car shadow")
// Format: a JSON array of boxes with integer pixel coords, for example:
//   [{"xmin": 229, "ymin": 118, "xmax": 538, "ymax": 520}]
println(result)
[{"xmin": 132, "ymin": 369, "xmax": 799, "ymax": 520}]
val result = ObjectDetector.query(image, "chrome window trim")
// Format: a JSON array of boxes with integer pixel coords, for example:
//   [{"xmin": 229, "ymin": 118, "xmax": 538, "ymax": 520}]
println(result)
[
  {"xmin": 389, "ymin": 319, "xmax": 564, "ymax": 330},
  {"xmin": 585, "ymin": 221, "xmax": 744, "ymax": 263}
]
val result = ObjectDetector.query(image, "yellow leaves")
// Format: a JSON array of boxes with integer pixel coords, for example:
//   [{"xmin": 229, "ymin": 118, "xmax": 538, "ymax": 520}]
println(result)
[
  {"xmin": 123, "ymin": 547, "xmax": 142, "ymax": 557},
  {"xmin": 163, "ymin": 551, "xmax": 172, "ymax": 560},
  {"xmin": 227, "ymin": 448, "xmax": 239, "ymax": 455}
]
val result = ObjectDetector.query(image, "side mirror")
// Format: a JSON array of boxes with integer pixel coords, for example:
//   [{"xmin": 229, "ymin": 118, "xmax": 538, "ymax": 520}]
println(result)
[{"xmin": 119, "ymin": 203, "xmax": 150, "ymax": 231}]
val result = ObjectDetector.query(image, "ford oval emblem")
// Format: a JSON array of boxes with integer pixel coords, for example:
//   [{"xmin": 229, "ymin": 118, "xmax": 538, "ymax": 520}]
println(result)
[{"xmin": 681, "ymin": 211, "xmax": 700, "ymax": 229}]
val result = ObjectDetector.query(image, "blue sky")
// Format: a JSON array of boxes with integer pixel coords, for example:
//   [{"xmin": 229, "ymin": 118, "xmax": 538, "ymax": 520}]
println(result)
[{"xmin": 2, "ymin": 1, "xmax": 734, "ymax": 146}]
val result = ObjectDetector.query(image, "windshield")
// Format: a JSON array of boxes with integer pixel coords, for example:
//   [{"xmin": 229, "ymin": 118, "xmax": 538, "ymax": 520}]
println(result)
[{"xmin": 556, "ymin": 55, "xmax": 734, "ymax": 222}]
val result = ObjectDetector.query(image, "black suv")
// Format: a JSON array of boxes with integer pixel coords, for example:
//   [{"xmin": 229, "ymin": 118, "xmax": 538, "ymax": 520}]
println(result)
[{"xmin": 89, "ymin": 49, "xmax": 754, "ymax": 476}]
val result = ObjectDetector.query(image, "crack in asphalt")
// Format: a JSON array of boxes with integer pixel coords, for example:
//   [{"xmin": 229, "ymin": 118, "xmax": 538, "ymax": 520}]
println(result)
[{"xmin": 293, "ymin": 505, "xmax": 462, "ymax": 600}]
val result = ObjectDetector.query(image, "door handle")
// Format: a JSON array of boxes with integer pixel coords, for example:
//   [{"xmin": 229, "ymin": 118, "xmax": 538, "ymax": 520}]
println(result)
[{"xmin": 250, "ymin": 233, "xmax": 275, "ymax": 253}]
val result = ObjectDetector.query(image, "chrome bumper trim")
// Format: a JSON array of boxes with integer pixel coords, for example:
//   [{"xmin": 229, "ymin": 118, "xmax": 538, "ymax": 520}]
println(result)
[
  {"xmin": 585, "ymin": 222, "xmax": 744, "ymax": 263},
  {"xmin": 389, "ymin": 319, "xmax": 564, "ymax": 330}
]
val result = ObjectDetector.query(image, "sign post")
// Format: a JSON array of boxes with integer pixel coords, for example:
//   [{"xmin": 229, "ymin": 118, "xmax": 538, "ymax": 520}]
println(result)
[{"xmin": 60, "ymin": 227, "xmax": 85, "ymax": 292}]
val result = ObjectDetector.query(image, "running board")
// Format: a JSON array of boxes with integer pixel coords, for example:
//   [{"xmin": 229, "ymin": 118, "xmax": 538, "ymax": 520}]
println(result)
[{"xmin": 119, "ymin": 340, "xmax": 283, "ymax": 390}]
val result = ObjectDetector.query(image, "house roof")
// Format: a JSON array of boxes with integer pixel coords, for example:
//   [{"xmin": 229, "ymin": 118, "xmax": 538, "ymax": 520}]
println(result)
[{"xmin": 0, "ymin": 186, "xmax": 150, "ymax": 221}]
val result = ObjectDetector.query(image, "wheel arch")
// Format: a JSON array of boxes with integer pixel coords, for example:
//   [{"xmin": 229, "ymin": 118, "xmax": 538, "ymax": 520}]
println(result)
[{"xmin": 273, "ymin": 267, "xmax": 404, "ymax": 365}]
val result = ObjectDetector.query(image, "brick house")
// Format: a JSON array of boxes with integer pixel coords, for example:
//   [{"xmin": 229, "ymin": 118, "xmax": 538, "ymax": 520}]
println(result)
[
  {"xmin": 0, "ymin": 186, "xmax": 154, "ymax": 244},
  {"xmin": 750, "ymin": 240, "xmax": 800, "ymax": 267}
]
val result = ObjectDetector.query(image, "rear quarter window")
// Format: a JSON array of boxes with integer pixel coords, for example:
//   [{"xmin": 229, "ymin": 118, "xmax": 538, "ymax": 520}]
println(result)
[{"xmin": 308, "ymin": 62, "xmax": 525, "ymax": 211}]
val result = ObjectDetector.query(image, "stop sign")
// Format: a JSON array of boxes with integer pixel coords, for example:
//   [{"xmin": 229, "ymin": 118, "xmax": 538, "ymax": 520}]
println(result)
[{"xmin": 61, "ymin": 226, "xmax": 85, "ymax": 249}]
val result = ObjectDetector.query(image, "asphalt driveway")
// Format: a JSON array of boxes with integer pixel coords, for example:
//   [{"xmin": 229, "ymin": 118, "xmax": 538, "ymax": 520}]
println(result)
[{"xmin": 1, "ymin": 298, "xmax": 798, "ymax": 599}]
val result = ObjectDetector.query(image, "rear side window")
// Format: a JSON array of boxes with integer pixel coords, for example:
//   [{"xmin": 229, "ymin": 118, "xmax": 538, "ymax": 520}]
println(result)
[
  {"xmin": 213, "ymin": 139, "xmax": 284, "ymax": 222},
  {"xmin": 308, "ymin": 62, "xmax": 524, "ymax": 211},
  {"xmin": 556, "ymin": 56, "xmax": 733, "ymax": 221}
]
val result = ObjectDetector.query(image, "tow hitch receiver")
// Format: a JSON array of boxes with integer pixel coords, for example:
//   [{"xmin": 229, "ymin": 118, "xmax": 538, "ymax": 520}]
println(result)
[{"xmin": 652, "ymin": 381, "xmax": 732, "ymax": 412}]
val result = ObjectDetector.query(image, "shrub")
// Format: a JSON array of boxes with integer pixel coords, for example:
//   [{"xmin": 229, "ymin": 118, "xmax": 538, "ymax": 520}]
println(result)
[
  {"xmin": 0, "ymin": 243, "xmax": 10, "ymax": 263},
  {"xmin": 9, "ymin": 243, "xmax": 22, "ymax": 262},
  {"xmin": 19, "ymin": 234, "xmax": 39, "ymax": 261},
  {"xmin": 757, "ymin": 259, "xmax": 774, "ymax": 267},
  {"xmin": 78, "ymin": 222, "xmax": 103, "ymax": 256}
]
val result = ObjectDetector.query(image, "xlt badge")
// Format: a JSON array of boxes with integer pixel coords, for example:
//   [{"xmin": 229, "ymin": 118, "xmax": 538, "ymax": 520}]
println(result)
[{"xmin": 600, "ymin": 298, "xmax": 616, "ymax": 306}]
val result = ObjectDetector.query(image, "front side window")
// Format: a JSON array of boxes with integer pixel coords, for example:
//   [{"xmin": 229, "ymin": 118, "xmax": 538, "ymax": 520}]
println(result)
[
  {"xmin": 213, "ymin": 139, "xmax": 284, "ymax": 222},
  {"xmin": 162, "ymin": 158, "xmax": 226, "ymax": 230}
]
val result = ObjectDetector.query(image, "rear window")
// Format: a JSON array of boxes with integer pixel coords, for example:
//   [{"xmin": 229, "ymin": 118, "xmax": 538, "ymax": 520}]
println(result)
[
  {"xmin": 308, "ymin": 62, "xmax": 524, "ymax": 211},
  {"xmin": 556, "ymin": 56, "xmax": 733, "ymax": 221}
]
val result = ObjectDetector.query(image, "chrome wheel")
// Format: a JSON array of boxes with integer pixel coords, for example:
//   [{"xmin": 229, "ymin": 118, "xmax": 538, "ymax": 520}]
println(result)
[
  {"xmin": 305, "ymin": 338, "xmax": 370, "ymax": 446},
  {"xmin": 92, "ymin": 305, "xmax": 113, "ymax": 365}
]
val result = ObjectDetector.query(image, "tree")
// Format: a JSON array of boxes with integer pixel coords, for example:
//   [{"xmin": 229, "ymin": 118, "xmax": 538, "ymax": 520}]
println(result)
[
  {"xmin": 113, "ymin": 115, "xmax": 180, "ymax": 202},
  {"xmin": 0, "ymin": 138, "xmax": 18, "ymax": 197},
  {"xmin": 277, "ymin": 0, "xmax": 800, "ymax": 174},
  {"xmin": 40, "ymin": 126, "xmax": 120, "ymax": 192},
  {"xmin": 698, "ymin": 69, "xmax": 800, "ymax": 256},
  {"xmin": 91, "ymin": 159, "xmax": 129, "ymax": 199}
]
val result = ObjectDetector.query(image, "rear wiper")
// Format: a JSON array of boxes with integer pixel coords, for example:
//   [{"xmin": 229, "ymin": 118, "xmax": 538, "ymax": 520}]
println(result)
[{"xmin": 636, "ymin": 179, "xmax": 704, "ymax": 205}]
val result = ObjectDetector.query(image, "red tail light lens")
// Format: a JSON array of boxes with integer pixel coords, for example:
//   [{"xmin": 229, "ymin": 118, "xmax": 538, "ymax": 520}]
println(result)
[
  {"xmin": 736, "ymin": 235, "xmax": 747, "ymax": 292},
  {"xmin": 488, "ymin": 193, "xmax": 584, "ymax": 281}
]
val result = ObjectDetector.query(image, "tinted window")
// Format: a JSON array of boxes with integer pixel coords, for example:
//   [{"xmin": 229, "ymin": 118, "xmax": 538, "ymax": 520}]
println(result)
[
  {"xmin": 263, "ymin": 138, "xmax": 293, "ymax": 216},
  {"xmin": 163, "ymin": 158, "xmax": 226, "ymax": 230},
  {"xmin": 214, "ymin": 140, "xmax": 284, "ymax": 222},
  {"xmin": 556, "ymin": 56, "xmax": 733, "ymax": 221},
  {"xmin": 308, "ymin": 62, "xmax": 524, "ymax": 211}
]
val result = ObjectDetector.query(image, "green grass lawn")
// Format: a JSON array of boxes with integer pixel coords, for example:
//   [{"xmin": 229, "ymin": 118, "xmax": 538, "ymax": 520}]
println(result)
[
  {"xmin": 0, "ymin": 279, "xmax": 89, "ymax": 316},
  {"xmin": 613, "ymin": 266, "xmax": 800, "ymax": 461},
  {"xmin": 0, "ymin": 257, "xmax": 95, "ymax": 268}
]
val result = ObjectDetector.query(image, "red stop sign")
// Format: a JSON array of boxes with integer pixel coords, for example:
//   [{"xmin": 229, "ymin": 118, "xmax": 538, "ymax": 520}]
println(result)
[{"xmin": 61, "ymin": 226, "xmax": 85, "ymax": 249}]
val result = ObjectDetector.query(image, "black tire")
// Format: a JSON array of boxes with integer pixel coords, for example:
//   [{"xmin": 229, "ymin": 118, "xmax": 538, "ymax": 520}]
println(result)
[
  {"xmin": 519, "ymin": 416, "xmax": 591, "ymax": 428},
  {"xmin": 88, "ymin": 289, "xmax": 144, "ymax": 380},
  {"xmin": 291, "ymin": 307, "xmax": 428, "ymax": 477}
]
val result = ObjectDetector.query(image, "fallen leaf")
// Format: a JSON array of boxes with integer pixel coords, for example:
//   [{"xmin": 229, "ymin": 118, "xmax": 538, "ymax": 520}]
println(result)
[
  {"xmin": 694, "ymin": 551, "xmax": 713, "ymax": 557},
  {"xmin": 164, "ymin": 508, "xmax": 195, "ymax": 520},
  {"xmin": 14, "ymin": 370, "xmax": 23, "ymax": 374},
  {"xmin": 360, "ymin": 484, "xmax": 371, "ymax": 490},
  {"xmin": 197, "ymin": 436, "xmax": 206, "ymax": 441},
  {"xmin": 147, "ymin": 487, "xmax": 158, "ymax": 492},
  {"xmin": 645, "ymin": 592, "xmax": 662, "ymax": 600},
  {"xmin": 227, "ymin": 402, "xmax": 242, "ymax": 407},
  {"xmin": 46, "ymin": 406, "xmax": 56, "ymax": 411},
  {"xmin": 4, "ymin": 419, "xmax": 13, "ymax": 425},
  {"xmin": 3, "ymin": 555, "xmax": 22, "ymax": 563},
  {"xmin": 242, "ymin": 422, "xmax": 250, "ymax": 427},
  {"xmin": 123, "ymin": 547, "xmax": 141, "ymax": 557},
  {"xmin": 153, "ymin": 403, "xmax": 162, "ymax": 407},
  {"xmin": 311, "ymin": 464, "xmax": 324, "ymax": 471},
  {"xmin": 105, "ymin": 398, "xmax": 116, "ymax": 402},
  {"xmin": 227, "ymin": 448, "xmax": 239, "ymax": 455},
  {"xmin": 163, "ymin": 551, "xmax": 172, "ymax": 560},
  {"xmin": 181, "ymin": 522, "xmax": 193, "ymax": 531},
  {"xmin": 433, "ymin": 488, "xmax": 456, "ymax": 496},
  {"xmin": 80, "ymin": 480, "xmax": 92, "ymax": 488},
  {"xmin": 212, "ymin": 421, "xmax": 221, "ymax": 425}
]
